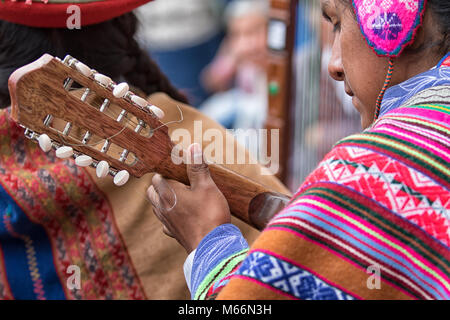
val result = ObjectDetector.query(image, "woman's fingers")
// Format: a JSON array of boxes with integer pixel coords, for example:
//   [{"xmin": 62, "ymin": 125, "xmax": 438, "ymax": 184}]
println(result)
[
  {"xmin": 151, "ymin": 174, "xmax": 177, "ymax": 210},
  {"xmin": 148, "ymin": 186, "xmax": 175, "ymax": 237},
  {"xmin": 187, "ymin": 143, "xmax": 211, "ymax": 189},
  {"xmin": 147, "ymin": 185, "xmax": 160, "ymax": 207},
  {"xmin": 163, "ymin": 226, "xmax": 175, "ymax": 238}
]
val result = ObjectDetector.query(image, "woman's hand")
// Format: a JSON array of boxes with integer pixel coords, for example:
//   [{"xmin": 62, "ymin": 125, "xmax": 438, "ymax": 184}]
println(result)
[{"xmin": 147, "ymin": 143, "xmax": 231, "ymax": 253}]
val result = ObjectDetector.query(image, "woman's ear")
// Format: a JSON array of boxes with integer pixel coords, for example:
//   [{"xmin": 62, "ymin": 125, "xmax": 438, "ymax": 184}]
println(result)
[
  {"xmin": 399, "ymin": 9, "xmax": 443, "ymax": 73},
  {"xmin": 404, "ymin": 9, "xmax": 441, "ymax": 57}
]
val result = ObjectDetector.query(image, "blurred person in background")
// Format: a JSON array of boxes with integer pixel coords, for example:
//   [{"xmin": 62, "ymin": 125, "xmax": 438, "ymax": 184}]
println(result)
[
  {"xmin": 199, "ymin": 0, "xmax": 269, "ymax": 137},
  {"xmin": 137, "ymin": 0, "xmax": 233, "ymax": 107}
]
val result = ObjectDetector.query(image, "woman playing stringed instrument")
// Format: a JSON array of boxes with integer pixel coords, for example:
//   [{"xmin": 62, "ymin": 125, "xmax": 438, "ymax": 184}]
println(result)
[
  {"xmin": 148, "ymin": 0, "xmax": 450, "ymax": 299},
  {"xmin": 0, "ymin": 0, "xmax": 289, "ymax": 300}
]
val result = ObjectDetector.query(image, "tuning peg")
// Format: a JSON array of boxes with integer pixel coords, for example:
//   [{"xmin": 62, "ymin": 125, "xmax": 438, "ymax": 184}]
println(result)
[
  {"xmin": 114, "ymin": 170, "xmax": 130, "ymax": 186},
  {"xmin": 94, "ymin": 73, "xmax": 113, "ymax": 87},
  {"xmin": 55, "ymin": 146, "xmax": 74, "ymax": 159},
  {"xmin": 75, "ymin": 155, "xmax": 93, "ymax": 167},
  {"xmin": 96, "ymin": 160, "xmax": 110, "ymax": 178},
  {"xmin": 75, "ymin": 61, "xmax": 93, "ymax": 78},
  {"xmin": 38, "ymin": 134, "xmax": 52, "ymax": 152},
  {"xmin": 131, "ymin": 95, "xmax": 148, "ymax": 108},
  {"xmin": 148, "ymin": 105, "xmax": 165, "ymax": 119},
  {"xmin": 113, "ymin": 83, "xmax": 129, "ymax": 98}
]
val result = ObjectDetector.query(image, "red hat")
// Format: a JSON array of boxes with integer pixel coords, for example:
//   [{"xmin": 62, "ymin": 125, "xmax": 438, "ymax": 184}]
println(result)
[{"xmin": 0, "ymin": 0, "xmax": 153, "ymax": 28}]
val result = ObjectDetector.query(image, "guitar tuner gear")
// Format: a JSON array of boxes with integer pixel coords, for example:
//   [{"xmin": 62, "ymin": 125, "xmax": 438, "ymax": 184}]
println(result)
[
  {"xmin": 116, "ymin": 109, "xmax": 128, "ymax": 123},
  {"xmin": 119, "ymin": 149, "xmax": 130, "ymax": 163},
  {"xmin": 100, "ymin": 140, "xmax": 111, "ymax": 153},
  {"xmin": 82, "ymin": 132, "xmax": 92, "ymax": 144},
  {"xmin": 63, "ymin": 78, "xmax": 74, "ymax": 91},
  {"xmin": 62, "ymin": 55, "xmax": 73, "ymax": 65},
  {"xmin": 62, "ymin": 122, "xmax": 72, "ymax": 136},
  {"xmin": 99, "ymin": 99, "xmax": 110, "ymax": 112},
  {"xmin": 23, "ymin": 128, "xmax": 35, "ymax": 140}
]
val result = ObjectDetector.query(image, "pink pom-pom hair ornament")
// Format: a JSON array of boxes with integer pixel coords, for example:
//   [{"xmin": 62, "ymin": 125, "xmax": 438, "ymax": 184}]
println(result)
[{"xmin": 351, "ymin": 0, "xmax": 428, "ymax": 120}]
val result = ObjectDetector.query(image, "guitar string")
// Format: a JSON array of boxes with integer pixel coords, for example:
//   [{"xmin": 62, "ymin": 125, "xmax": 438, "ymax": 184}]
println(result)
[
  {"xmin": 50, "ymin": 102, "xmax": 184, "ymax": 214},
  {"xmin": 54, "ymin": 103, "xmax": 184, "ymax": 148}
]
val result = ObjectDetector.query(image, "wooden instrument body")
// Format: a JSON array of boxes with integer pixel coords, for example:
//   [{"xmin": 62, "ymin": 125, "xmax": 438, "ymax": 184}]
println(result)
[{"xmin": 8, "ymin": 54, "xmax": 291, "ymax": 230}]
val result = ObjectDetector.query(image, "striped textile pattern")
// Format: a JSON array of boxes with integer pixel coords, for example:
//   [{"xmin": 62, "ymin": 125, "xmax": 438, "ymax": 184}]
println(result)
[{"xmin": 202, "ymin": 103, "xmax": 449, "ymax": 300}]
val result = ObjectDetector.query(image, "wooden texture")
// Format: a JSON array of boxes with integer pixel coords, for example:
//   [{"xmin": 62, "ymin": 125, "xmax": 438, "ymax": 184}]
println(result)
[
  {"xmin": 266, "ymin": 0, "xmax": 297, "ymax": 182},
  {"xmin": 8, "ymin": 54, "xmax": 290, "ymax": 230}
]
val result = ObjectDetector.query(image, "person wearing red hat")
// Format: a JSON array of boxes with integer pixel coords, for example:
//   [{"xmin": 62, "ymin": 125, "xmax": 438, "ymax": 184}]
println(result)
[
  {"xmin": 0, "ymin": 0, "xmax": 153, "ymax": 28},
  {"xmin": 0, "ymin": 0, "xmax": 288, "ymax": 300}
]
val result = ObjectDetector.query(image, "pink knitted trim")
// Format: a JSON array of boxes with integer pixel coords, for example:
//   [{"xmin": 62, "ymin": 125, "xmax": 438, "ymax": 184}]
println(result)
[{"xmin": 352, "ymin": 0, "xmax": 427, "ymax": 57}]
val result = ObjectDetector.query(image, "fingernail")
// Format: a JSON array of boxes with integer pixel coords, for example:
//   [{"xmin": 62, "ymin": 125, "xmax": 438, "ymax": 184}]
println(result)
[
  {"xmin": 148, "ymin": 185, "xmax": 157, "ymax": 204},
  {"xmin": 152, "ymin": 173, "xmax": 162, "ymax": 184},
  {"xmin": 191, "ymin": 143, "xmax": 202, "ymax": 164}
]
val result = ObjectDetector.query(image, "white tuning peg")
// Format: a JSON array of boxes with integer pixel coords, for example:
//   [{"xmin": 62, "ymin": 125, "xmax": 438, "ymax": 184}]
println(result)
[
  {"xmin": 75, "ymin": 155, "xmax": 93, "ymax": 167},
  {"xmin": 113, "ymin": 83, "xmax": 129, "ymax": 98},
  {"xmin": 38, "ymin": 134, "xmax": 52, "ymax": 152},
  {"xmin": 96, "ymin": 160, "xmax": 110, "ymax": 178},
  {"xmin": 55, "ymin": 146, "xmax": 73, "ymax": 159},
  {"xmin": 148, "ymin": 105, "xmax": 165, "ymax": 119},
  {"xmin": 114, "ymin": 170, "xmax": 130, "ymax": 186},
  {"xmin": 131, "ymin": 95, "xmax": 148, "ymax": 108},
  {"xmin": 75, "ymin": 61, "xmax": 93, "ymax": 78},
  {"xmin": 94, "ymin": 73, "xmax": 113, "ymax": 87}
]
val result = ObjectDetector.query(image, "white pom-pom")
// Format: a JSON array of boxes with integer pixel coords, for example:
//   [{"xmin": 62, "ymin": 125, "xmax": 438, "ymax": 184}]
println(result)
[
  {"xmin": 148, "ymin": 105, "xmax": 165, "ymax": 119},
  {"xmin": 131, "ymin": 95, "xmax": 148, "ymax": 108},
  {"xmin": 94, "ymin": 73, "xmax": 112, "ymax": 87},
  {"xmin": 38, "ymin": 134, "xmax": 52, "ymax": 152},
  {"xmin": 55, "ymin": 146, "xmax": 73, "ymax": 159},
  {"xmin": 75, "ymin": 61, "xmax": 93, "ymax": 77},
  {"xmin": 96, "ymin": 161, "xmax": 110, "ymax": 178},
  {"xmin": 75, "ymin": 155, "xmax": 93, "ymax": 167},
  {"xmin": 114, "ymin": 170, "xmax": 130, "ymax": 186},
  {"xmin": 113, "ymin": 83, "xmax": 129, "ymax": 98}
]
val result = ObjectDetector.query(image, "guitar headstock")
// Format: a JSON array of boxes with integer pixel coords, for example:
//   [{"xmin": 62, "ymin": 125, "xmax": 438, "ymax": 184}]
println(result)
[{"xmin": 8, "ymin": 54, "xmax": 175, "ymax": 186}]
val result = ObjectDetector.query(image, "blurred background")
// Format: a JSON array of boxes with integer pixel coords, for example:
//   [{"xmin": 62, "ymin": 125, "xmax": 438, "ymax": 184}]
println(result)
[{"xmin": 136, "ymin": 0, "xmax": 361, "ymax": 193}]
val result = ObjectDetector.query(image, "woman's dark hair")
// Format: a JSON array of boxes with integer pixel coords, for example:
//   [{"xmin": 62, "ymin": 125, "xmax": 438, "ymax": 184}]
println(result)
[
  {"xmin": 339, "ymin": 0, "xmax": 450, "ymax": 55},
  {"xmin": 428, "ymin": 0, "xmax": 450, "ymax": 55},
  {"xmin": 0, "ymin": 12, "xmax": 188, "ymax": 108}
]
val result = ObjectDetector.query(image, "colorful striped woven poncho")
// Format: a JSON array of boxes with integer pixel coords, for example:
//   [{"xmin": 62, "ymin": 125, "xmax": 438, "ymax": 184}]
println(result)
[{"xmin": 187, "ymin": 55, "xmax": 450, "ymax": 300}]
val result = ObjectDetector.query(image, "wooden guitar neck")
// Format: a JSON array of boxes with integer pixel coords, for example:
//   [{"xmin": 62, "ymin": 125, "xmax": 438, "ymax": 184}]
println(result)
[{"xmin": 8, "ymin": 54, "xmax": 291, "ymax": 231}]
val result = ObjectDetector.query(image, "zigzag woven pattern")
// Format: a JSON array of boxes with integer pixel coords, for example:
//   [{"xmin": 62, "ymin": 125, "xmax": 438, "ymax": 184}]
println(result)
[
  {"xmin": 3, "ymin": 210, "xmax": 46, "ymax": 300},
  {"xmin": 206, "ymin": 103, "xmax": 449, "ymax": 300}
]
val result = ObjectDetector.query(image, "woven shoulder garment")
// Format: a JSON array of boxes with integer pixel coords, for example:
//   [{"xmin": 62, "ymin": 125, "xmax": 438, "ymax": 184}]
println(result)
[{"xmin": 192, "ymin": 84, "xmax": 450, "ymax": 300}]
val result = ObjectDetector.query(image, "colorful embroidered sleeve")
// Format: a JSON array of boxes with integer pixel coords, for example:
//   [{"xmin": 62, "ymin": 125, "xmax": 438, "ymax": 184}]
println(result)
[
  {"xmin": 190, "ymin": 224, "xmax": 249, "ymax": 300},
  {"xmin": 197, "ymin": 103, "xmax": 450, "ymax": 300}
]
